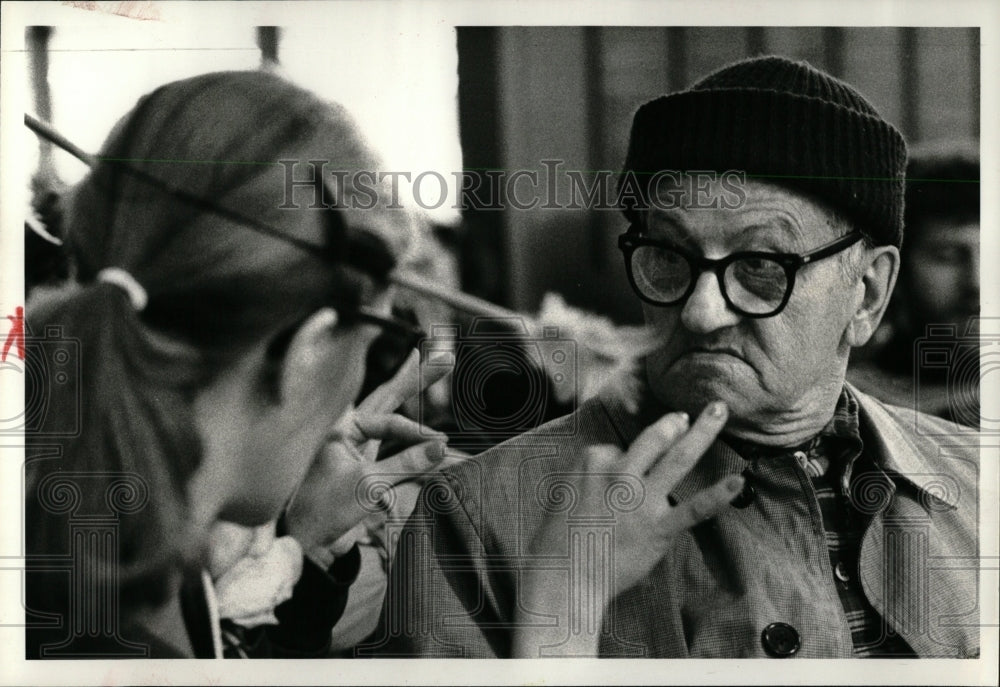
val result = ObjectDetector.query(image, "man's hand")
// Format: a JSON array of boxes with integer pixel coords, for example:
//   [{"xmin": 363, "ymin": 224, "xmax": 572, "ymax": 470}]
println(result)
[
  {"xmin": 284, "ymin": 349, "xmax": 460, "ymax": 567},
  {"xmin": 514, "ymin": 401, "xmax": 742, "ymax": 656}
]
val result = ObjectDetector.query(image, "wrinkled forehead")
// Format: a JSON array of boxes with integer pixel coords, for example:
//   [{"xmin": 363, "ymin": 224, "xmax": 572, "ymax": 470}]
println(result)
[{"xmin": 645, "ymin": 175, "xmax": 843, "ymax": 247}]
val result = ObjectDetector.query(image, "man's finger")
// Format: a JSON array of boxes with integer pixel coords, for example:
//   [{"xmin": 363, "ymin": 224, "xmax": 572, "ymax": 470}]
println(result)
[
  {"xmin": 370, "ymin": 441, "xmax": 449, "ymax": 483},
  {"xmin": 665, "ymin": 475, "xmax": 743, "ymax": 535},
  {"xmin": 582, "ymin": 443, "xmax": 622, "ymax": 469},
  {"xmin": 649, "ymin": 401, "xmax": 728, "ymax": 491},
  {"xmin": 625, "ymin": 412, "xmax": 689, "ymax": 474}
]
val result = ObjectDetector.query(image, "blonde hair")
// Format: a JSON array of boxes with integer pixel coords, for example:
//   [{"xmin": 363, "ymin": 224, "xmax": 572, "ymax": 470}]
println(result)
[{"xmin": 26, "ymin": 70, "xmax": 409, "ymax": 611}]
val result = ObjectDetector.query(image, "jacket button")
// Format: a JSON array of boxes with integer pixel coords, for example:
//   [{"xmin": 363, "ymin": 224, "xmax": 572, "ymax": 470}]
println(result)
[
  {"xmin": 730, "ymin": 475, "xmax": 756, "ymax": 509},
  {"xmin": 761, "ymin": 622, "xmax": 801, "ymax": 657}
]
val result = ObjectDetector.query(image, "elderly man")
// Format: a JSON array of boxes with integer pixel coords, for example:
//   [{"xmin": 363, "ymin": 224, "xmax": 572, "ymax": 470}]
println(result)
[{"xmin": 370, "ymin": 56, "xmax": 979, "ymax": 658}]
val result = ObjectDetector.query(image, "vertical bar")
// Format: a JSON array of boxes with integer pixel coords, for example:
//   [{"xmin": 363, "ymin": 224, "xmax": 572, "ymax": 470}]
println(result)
[
  {"xmin": 969, "ymin": 27, "xmax": 980, "ymax": 138},
  {"xmin": 899, "ymin": 28, "xmax": 920, "ymax": 141},
  {"xmin": 27, "ymin": 27, "xmax": 55, "ymax": 176},
  {"xmin": 256, "ymin": 26, "xmax": 280, "ymax": 66},
  {"xmin": 456, "ymin": 28, "xmax": 508, "ymax": 307},
  {"xmin": 666, "ymin": 27, "xmax": 688, "ymax": 91},
  {"xmin": 823, "ymin": 27, "xmax": 845, "ymax": 77},
  {"xmin": 746, "ymin": 26, "xmax": 766, "ymax": 57},
  {"xmin": 584, "ymin": 26, "xmax": 605, "ymax": 269}
]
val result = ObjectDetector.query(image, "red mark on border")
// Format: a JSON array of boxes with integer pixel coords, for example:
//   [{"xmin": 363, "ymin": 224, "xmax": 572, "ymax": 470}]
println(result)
[
  {"xmin": 3, "ymin": 307, "xmax": 25, "ymax": 362},
  {"xmin": 62, "ymin": 1, "xmax": 162, "ymax": 22}
]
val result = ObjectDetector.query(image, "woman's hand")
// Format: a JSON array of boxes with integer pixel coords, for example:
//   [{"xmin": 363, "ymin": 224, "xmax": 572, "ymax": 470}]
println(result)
[
  {"xmin": 513, "ymin": 401, "xmax": 743, "ymax": 657},
  {"xmin": 284, "ymin": 349, "xmax": 461, "ymax": 567}
]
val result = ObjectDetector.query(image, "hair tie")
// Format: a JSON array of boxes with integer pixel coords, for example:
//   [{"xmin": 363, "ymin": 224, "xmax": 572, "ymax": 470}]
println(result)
[{"xmin": 97, "ymin": 267, "xmax": 148, "ymax": 312}]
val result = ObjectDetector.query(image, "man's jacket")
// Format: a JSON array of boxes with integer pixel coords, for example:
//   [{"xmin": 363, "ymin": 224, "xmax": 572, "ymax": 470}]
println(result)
[{"xmin": 366, "ymin": 385, "xmax": 980, "ymax": 658}]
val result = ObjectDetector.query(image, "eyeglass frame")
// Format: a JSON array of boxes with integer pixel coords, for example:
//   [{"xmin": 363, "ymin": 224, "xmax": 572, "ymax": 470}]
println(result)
[{"xmin": 617, "ymin": 226, "xmax": 864, "ymax": 318}]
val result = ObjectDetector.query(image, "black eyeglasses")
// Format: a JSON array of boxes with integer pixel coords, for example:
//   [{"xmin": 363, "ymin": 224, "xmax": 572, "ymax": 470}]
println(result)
[{"xmin": 618, "ymin": 228, "xmax": 863, "ymax": 318}]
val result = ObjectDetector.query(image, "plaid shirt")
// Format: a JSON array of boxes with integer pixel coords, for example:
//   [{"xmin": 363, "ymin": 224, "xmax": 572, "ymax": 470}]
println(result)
[
  {"xmin": 728, "ymin": 388, "xmax": 915, "ymax": 657},
  {"xmin": 371, "ymin": 385, "xmax": 979, "ymax": 658}
]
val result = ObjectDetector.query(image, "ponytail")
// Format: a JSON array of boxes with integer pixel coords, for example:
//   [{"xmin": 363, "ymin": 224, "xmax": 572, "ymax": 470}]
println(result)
[
  {"xmin": 25, "ymin": 70, "xmax": 413, "ymax": 627},
  {"xmin": 26, "ymin": 281, "xmax": 209, "ymax": 607}
]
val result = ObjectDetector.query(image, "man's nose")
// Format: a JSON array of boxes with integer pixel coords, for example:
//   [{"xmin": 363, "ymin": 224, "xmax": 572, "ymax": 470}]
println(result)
[{"xmin": 680, "ymin": 271, "xmax": 742, "ymax": 334}]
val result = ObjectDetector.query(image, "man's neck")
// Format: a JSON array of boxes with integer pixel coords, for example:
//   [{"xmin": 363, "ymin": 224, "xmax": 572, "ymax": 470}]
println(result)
[{"xmin": 721, "ymin": 387, "xmax": 845, "ymax": 448}]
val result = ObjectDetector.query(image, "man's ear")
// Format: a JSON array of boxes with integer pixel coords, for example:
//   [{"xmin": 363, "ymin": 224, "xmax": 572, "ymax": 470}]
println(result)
[
  {"xmin": 845, "ymin": 245, "xmax": 899, "ymax": 347},
  {"xmin": 279, "ymin": 308, "xmax": 339, "ymax": 405}
]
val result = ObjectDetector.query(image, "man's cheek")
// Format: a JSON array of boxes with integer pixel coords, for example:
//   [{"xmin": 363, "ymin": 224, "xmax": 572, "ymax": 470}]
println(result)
[{"xmin": 749, "ymin": 319, "xmax": 808, "ymax": 380}]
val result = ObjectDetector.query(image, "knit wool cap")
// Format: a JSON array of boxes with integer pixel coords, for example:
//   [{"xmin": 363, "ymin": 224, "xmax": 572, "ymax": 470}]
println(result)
[{"xmin": 621, "ymin": 55, "xmax": 908, "ymax": 247}]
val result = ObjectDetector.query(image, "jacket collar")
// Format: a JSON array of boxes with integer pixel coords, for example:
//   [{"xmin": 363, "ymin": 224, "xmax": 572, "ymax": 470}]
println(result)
[{"xmin": 849, "ymin": 383, "xmax": 962, "ymax": 508}]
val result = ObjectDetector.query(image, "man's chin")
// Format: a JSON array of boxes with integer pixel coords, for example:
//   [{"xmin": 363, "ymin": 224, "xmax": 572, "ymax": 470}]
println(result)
[{"xmin": 651, "ymin": 365, "xmax": 754, "ymax": 417}]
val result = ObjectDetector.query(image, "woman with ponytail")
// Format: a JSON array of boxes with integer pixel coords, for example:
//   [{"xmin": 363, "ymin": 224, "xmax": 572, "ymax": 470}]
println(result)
[{"xmin": 24, "ymin": 70, "xmax": 449, "ymax": 658}]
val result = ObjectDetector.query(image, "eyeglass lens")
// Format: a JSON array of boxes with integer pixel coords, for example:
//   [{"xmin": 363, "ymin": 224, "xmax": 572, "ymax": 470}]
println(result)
[{"xmin": 630, "ymin": 246, "xmax": 789, "ymax": 314}]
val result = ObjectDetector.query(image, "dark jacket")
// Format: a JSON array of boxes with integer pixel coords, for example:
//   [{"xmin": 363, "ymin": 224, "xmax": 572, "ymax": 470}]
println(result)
[{"xmin": 368, "ymin": 385, "xmax": 979, "ymax": 658}]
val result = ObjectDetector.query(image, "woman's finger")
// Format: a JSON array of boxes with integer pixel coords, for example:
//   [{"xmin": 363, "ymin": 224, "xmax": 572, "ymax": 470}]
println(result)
[
  {"xmin": 327, "ymin": 523, "xmax": 367, "ymax": 557},
  {"xmin": 355, "ymin": 350, "xmax": 420, "ymax": 415},
  {"xmin": 369, "ymin": 441, "xmax": 449, "ymax": 483},
  {"xmin": 648, "ymin": 401, "xmax": 728, "ymax": 492},
  {"xmin": 663, "ymin": 475, "xmax": 744, "ymax": 535},
  {"xmin": 319, "ymin": 432, "xmax": 367, "ymax": 464},
  {"xmin": 407, "ymin": 451, "xmax": 473, "ymax": 484},
  {"xmin": 353, "ymin": 412, "xmax": 447, "ymax": 445},
  {"xmin": 356, "ymin": 348, "xmax": 455, "ymax": 416}
]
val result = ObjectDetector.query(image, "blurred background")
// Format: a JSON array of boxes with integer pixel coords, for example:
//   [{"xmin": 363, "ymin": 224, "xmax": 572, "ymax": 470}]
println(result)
[
  {"xmin": 25, "ymin": 22, "xmax": 982, "ymax": 435},
  {"xmin": 454, "ymin": 26, "xmax": 980, "ymax": 322},
  {"xmin": 27, "ymin": 24, "xmax": 980, "ymax": 321}
]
